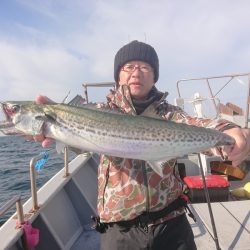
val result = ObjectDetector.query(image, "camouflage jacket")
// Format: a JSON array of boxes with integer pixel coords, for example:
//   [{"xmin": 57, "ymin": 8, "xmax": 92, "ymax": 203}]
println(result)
[{"xmin": 97, "ymin": 85, "xmax": 235, "ymax": 223}]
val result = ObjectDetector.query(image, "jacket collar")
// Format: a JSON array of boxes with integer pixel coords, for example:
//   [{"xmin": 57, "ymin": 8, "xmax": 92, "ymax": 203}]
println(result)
[{"xmin": 106, "ymin": 85, "xmax": 168, "ymax": 115}]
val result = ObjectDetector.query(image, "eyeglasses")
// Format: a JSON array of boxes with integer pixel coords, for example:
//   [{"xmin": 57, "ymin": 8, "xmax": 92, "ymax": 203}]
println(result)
[{"xmin": 121, "ymin": 64, "xmax": 152, "ymax": 73}]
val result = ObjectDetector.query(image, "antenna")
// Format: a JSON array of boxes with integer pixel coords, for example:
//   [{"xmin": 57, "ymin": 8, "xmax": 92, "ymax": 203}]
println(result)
[
  {"xmin": 62, "ymin": 90, "xmax": 71, "ymax": 103},
  {"xmin": 144, "ymin": 33, "xmax": 147, "ymax": 42}
]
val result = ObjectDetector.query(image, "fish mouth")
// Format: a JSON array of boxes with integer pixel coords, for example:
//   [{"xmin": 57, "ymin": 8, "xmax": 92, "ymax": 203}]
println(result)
[
  {"xmin": 0, "ymin": 102, "xmax": 16, "ymax": 134},
  {"xmin": 0, "ymin": 102, "xmax": 12, "ymax": 122}
]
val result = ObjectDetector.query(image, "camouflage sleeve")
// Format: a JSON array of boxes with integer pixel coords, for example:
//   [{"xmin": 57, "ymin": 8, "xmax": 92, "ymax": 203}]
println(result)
[{"xmin": 162, "ymin": 103, "xmax": 240, "ymax": 131}]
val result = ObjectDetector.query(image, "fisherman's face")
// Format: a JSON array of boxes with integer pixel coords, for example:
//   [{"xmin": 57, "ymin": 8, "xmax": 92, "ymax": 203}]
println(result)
[{"xmin": 118, "ymin": 60, "xmax": 155, "ymax": 100}]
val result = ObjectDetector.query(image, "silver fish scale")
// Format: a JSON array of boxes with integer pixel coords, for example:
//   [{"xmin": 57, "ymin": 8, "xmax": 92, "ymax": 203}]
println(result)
[
  {"xmin": 42, "ymin": 104, "xmax": 234, "ymax": 161},
  {"xmin": 0, "ymin": 102, "xmax": 235, "ymax": 163}
]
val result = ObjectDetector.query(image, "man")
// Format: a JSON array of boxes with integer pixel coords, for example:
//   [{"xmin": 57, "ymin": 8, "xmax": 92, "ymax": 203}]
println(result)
[{"xmin": 36, "ymin": 40, "xmax": 250, "ymax": 250}]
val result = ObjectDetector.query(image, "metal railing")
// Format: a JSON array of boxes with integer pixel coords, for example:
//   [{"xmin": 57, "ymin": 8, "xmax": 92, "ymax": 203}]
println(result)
[
  {"xmin": 29, "ymin": 146, "xmax": 69, "ymax": 211},
  {"xmin": 64, "ymin": 146, "xmax": 69, "ymax": 177},
  {"xmin": 0, "ymin": 195, "xmax": 30, "ymax": 250},
  {"xmin": 29, "ymin": 154, "xmax": 43, "ymax": 212},
  {"xmin": 0, "ymin": 195, "xmax": 24, "ymax": 225},
  {"xmin": 0, "ymin": 146, "xmax": 70, "ymax": 220},
  {"xmin": 82, "ymin": 82, "xmax": 115, "ymax": 103},
  {"xmin": 176, "ymin": 72, "xmax": 250, "ymax": 128}
]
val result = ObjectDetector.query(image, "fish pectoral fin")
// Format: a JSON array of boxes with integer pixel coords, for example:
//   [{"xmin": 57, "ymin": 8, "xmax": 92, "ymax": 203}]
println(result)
[
  {"xmin": 147, "ymin": 158, "xmax": 173, "ymax": 177},
  {"xmin": 29, "ymin": 113, "xmax": 55, "ymax": 135}
]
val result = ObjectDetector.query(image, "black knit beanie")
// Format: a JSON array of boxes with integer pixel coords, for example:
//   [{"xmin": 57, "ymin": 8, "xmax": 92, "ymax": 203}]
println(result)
[{"xmin": 114, "ymin": 40, "xmax": 159, "ymax": 83}]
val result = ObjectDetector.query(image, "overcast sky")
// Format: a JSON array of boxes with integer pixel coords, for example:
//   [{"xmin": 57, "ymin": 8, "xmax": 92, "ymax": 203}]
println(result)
[{"xmin": 0, "ymin": 0, "xmax": 250, "ymax": 104}]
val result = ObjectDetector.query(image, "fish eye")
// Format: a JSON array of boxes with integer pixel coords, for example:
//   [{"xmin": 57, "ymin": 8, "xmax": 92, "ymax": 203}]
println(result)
[{"xmin": 11, "ymin": 105, "xmax": 20, "ymax": 113}]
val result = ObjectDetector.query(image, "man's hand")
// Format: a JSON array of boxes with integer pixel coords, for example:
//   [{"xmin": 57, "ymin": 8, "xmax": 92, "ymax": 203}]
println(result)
[{"xmin": 223, "ymin": 127, "xmax": 250, "ymax": 166}]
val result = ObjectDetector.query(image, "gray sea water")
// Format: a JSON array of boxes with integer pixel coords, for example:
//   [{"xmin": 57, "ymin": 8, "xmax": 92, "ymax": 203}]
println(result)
[{"xmin": 0, "ymin": 135, "xmax": 75, "ymax": 225}]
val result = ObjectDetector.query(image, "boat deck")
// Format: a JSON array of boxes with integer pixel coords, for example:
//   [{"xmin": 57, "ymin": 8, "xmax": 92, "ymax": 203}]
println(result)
[
  {"xmin": 188, "ymin": 200, "xmax": 250, "ymax": 250},
  {"xmin": 69, "ymin": 200, "xmax": 250, "ymax": 250},
  {"xmin": 71, "ymin": 224, "xmax": 100, "ymax": 250},
  {"xmin": 1, "ymin": 153, "xmax": 249, "ymax": 250},
  {"xmin": 70, "ymin": 199, "xmax": 250, "ymax": 250}
]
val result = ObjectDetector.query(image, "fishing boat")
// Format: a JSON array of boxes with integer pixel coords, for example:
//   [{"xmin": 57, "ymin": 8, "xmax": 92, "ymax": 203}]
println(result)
[{"xmin": 0, "ymin": 73, "xmax": 250, "ymax": 250}]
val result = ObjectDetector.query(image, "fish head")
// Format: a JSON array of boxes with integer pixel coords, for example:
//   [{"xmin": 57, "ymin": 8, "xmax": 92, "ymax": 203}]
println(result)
[
  {"xmin": 0, "ymin": 101, "xmax": 45, "ymax": 135},
  {"xmin": 0, "ymin": 101, "xmax": 20, "ymax": 134}
]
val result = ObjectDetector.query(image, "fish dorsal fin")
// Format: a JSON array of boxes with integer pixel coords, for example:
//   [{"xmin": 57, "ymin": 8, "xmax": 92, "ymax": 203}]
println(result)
[
  {"xmin": 90, "ymin": 103, "xmax": 125, "ymax": 115},
  {"xmin": 68, "ymin": 96, "xmax": 125, "ymax": 115},
  {"xmin": 140, "ymin": 104, "xmax": 165, "ymax": 120},
  {"xmin": 89, "ymin": 105, "xmax": 127, "ymax": 116}
]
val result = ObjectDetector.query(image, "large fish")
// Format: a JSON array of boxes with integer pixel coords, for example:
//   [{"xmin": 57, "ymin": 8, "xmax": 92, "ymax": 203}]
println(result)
[{"xmin": 0, "ymin": 98, "xmax": 235, "ymax": 175}]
